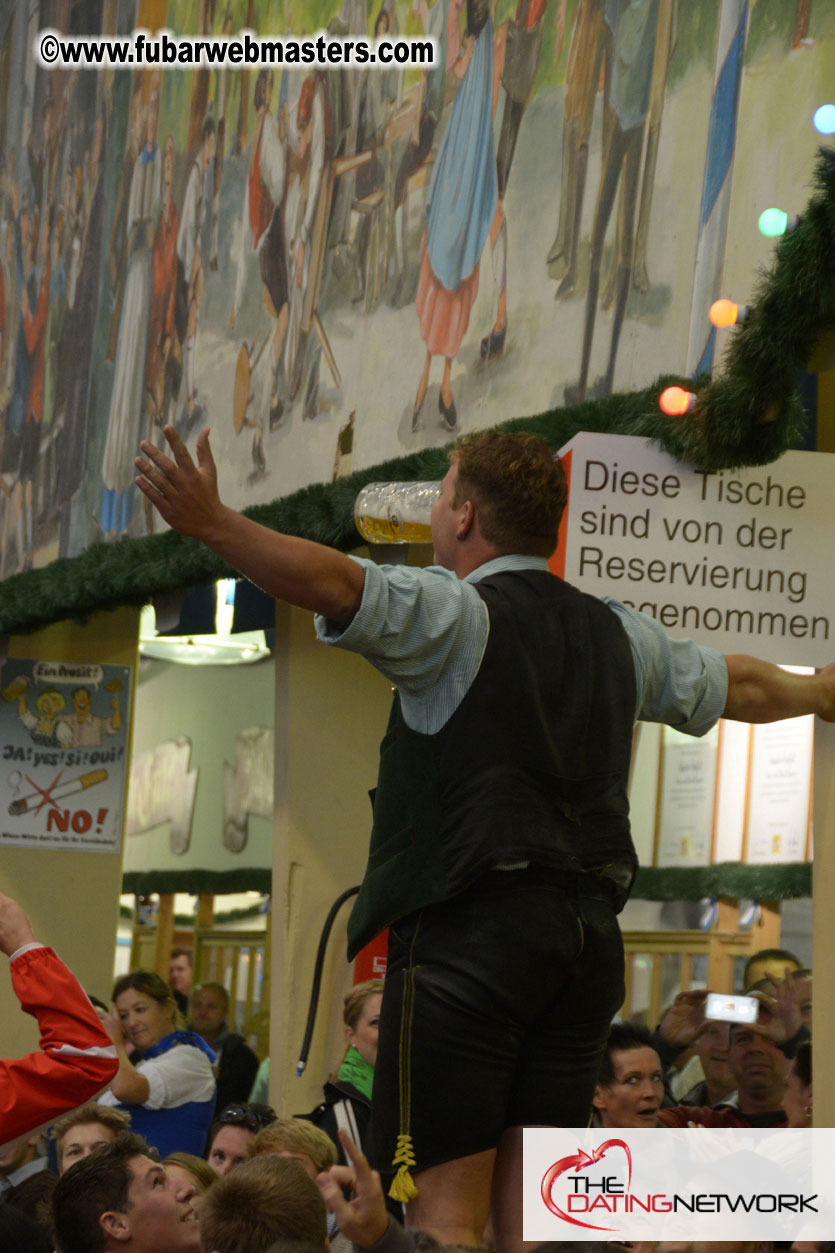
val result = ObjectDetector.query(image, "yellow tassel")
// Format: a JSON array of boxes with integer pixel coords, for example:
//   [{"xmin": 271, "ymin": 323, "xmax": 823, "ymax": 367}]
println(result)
[
  {"xmin": 388, "ymin": 1134, "xmax": 419, "ymax": 1202},
  {"xmin": 389, "ymin": 1164, "xmax": 419, "ymax": 1203}
]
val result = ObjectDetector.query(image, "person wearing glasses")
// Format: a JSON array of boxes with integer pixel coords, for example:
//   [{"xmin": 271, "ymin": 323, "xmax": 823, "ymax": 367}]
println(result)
[
  {"xmin": 206, "ymin": 1102, "xmax": 277, "ymax": 1176},
  {"xmin": 98, "ymin": 970, "xmax": 216, "ymax": 1157}
]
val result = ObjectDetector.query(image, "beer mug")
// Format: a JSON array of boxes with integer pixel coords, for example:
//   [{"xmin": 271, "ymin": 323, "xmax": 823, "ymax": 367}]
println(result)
[{"xmin": 354, "ymin": 481, "xmax": 441, "ymax": 544}]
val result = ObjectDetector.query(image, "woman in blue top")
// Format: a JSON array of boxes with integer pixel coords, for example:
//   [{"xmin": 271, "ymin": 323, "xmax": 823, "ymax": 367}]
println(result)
[{"xmin": 99, "ymin": 969, "xmax": 216, "ymax": 1157}]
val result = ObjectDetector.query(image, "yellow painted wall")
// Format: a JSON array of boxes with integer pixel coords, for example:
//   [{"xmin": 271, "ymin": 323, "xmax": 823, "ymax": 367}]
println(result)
[
  {"xmin": 0, "ymin": 607, "xmax": 139, "ymax": 1061},
  {"xmin": 270, "ymin": 600, "xmax": 394, "ymax": 1115}
]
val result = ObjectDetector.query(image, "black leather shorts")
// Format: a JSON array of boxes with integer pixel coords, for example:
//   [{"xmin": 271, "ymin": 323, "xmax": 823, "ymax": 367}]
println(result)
[{"xmin": 367, "ymin": 865, "xmax": 625, "ymax": 1175}]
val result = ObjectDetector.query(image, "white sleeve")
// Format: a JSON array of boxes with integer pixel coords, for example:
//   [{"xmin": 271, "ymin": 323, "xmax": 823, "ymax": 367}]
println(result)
[
  {"xmin": 260, "ymin": 114, "xmax": 286, "ymax": 206},
  {"xmin": 135, "ymin": 1045, "xmax": 216, "ymax": 1110}
]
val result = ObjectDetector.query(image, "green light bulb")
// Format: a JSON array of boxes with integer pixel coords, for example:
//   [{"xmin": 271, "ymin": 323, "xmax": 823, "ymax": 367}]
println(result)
[{"xmin": 758, "ymin": 207, "xmax": 789, "ymax": 237}]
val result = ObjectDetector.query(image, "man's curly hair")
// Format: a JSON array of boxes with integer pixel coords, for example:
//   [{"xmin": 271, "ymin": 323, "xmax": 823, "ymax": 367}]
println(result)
[{"xmin": 451, "ymin": 431, "xmax": 567, "ymax": 557}]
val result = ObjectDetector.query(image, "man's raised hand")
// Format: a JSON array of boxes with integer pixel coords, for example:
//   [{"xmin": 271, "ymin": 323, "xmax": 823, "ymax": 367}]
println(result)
[
  {"xmin": 0, "ymin": 893, "xmax": 36, "ymax": 958},
  {"xmin": 134, "ymin": 425, "xmax": 227, "ymax": 543},
  {"xmin": 751, "ymin": 968, "xmax": 805, "ymax": 1044},
  {"xmin": 315, "ymin": 1128, "xmax": 389, "ymax": 1249},
  {"xmin": 658, "ymin": 988, "xmax": 708, "ymax": 1048},
  {"xmin": 136, "ymin": 424, "xmax": 365, "ymax": 623}
]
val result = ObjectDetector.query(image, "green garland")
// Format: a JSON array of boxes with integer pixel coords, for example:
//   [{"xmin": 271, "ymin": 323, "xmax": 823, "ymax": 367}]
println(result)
[
  {"xmin": 120, "ymin": 863, "xmax": 811, "ymax": 902},
  {"xmin": 122, "ymin": 868, "xmax": 272, "ymax": 896},
  {"xmin": 634, "ymin": 862, "xmax": 811, "ymax": 902},
  {"xmin": 2, "ymin": 147, "xmax": 832, "ymax": 639}
]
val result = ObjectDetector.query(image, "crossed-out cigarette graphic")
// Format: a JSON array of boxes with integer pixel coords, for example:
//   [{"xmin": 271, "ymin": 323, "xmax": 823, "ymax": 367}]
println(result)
[{"xmin": 9, "ymin": 768, "xmax": 108, "ymax": 816}]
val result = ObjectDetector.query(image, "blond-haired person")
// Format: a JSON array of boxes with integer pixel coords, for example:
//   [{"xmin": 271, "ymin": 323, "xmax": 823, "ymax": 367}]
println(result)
[
  {"xmin": 302, "ymin": 982, "xmax": 390, "ymax": 1182},
  {"xmin": 53, "ymin": 1102, "xmax": 130, "ymax": 1174},
  {"xmin": 251, "ymin": 1118, "xmax": 345, "ymax": 1248},
  {"xmin": 251, "ymin": 1117, "xmax": 337, "ymax": 1176}
]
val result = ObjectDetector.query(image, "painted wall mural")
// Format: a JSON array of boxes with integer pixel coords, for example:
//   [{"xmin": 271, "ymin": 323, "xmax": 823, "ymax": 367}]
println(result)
[{"xmin": 0, "ymin": 0, "xmax": 832, "ymax": 576}]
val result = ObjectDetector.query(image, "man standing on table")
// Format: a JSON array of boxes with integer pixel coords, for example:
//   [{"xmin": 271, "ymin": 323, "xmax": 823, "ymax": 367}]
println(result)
[{"xmin": 135, "ymin": 425, "xmax": 835, "ymax": 1253}]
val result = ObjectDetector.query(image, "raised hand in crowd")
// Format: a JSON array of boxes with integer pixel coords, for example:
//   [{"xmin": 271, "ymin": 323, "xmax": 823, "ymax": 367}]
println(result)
[
  {"xmin": 315, "ymin": 1128, "xmax": 390, "ymax": 1249},
  {"xmin": 750, "ymin": 967, "xmax": 808, "ymax": 1044},
  {"xmin": 657, "ymin": 989, "xmax": 708, "ymax": 1049},
  {"xmin": 0, "ymin": 892, "xmax": 36, "ymax": 957}
]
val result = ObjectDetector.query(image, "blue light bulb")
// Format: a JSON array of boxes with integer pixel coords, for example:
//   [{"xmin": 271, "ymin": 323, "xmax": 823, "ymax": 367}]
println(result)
[{"xmin": 813, "ymin": 104, "xmax": 835, "ymax": 135}]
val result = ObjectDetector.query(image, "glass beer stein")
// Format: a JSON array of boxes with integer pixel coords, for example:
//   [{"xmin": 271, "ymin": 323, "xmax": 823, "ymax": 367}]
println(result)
[{"xmin": 354, "ymin": 481, "xmax": 441, "ymax": 544}]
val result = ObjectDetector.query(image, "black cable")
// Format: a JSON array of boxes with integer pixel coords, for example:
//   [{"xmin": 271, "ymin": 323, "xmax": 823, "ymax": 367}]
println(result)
[{"xmin": 296, "ymin": 886, "xmax": 360, "ymax": 1075}]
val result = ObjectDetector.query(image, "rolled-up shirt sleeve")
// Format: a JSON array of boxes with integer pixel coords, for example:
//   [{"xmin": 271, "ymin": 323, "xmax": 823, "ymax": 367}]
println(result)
[
  {"xmin": 604, "ymin": 596, "xmax": 728, "ymax": 736},
  {"xmin": 136, "ymin": 1046, "xmax": 216, "ymax": 1111},
  {"xmin": 315, "ymin": 558, "xmax": 488, "ymax": 734}
]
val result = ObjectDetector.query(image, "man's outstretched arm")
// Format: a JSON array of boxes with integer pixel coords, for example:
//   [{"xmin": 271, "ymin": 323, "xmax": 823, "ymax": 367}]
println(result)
[
  {"xmin": 135, "ymin": 426, "xmax": 366, "ymax": 625},
  {"xmin": 723, "ymin": 655, "xmax": 835, "ymax": 723}
]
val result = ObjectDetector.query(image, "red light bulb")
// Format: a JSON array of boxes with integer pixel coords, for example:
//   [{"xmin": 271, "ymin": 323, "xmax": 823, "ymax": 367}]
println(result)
[{"xmin": 659, "ymin": 386, "xmax": 696, "ymax": 416}]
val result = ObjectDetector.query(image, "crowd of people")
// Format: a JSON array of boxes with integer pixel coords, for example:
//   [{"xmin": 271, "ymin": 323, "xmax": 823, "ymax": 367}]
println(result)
[
  {"xmin": 0, "ymin": 894, "xmax": 405, "ymax": 1251},
  {"xmin": 591, "ymin": 947, "xmax": 812, "ymax": 1133},
  {"xmin": 0, "ymin": 886, "xmax": 821, "ymax": 1253}
]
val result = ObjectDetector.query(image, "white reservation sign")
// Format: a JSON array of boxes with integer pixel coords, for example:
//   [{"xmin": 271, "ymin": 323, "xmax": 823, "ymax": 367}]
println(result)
[{"xmin": 552, "ymin": 432, "xmax": 834, "ymax": 668}]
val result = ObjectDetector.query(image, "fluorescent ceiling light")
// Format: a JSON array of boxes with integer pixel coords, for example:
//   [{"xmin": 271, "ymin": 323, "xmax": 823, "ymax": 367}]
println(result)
[{"xmin": 139, "ymin": 586, "xmax": 270, "ymax": 666}]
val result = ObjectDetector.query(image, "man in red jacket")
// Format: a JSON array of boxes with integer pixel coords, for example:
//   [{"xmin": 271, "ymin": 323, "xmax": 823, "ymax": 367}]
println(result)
[{"xmin": 0, "ymin": 892, "xmax": 118, "ymax": 1147}]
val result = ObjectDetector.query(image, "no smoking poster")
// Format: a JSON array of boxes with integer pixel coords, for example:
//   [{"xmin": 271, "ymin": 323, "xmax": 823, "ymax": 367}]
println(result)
[{"xmin": 0, "ymin": 659, "xmax": 132, "ymax": 853}]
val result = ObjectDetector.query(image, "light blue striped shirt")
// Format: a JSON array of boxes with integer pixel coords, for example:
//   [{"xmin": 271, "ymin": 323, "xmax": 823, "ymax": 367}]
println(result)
[{"xmin": 314, "ymin": 555, "xmax": 728, "ymax": 736}]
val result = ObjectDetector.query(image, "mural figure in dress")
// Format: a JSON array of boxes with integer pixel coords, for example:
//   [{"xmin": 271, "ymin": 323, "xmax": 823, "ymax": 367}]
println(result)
[{"xmin": 411, "ymin": 0, "xmax": 497, "ymax": 432}]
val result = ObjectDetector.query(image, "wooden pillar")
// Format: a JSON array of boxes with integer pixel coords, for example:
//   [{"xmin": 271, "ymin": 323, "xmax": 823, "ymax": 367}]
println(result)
[
  {"xmin": 194, "ymin": 894, "xmax": 214, "ymax": 985},
  {"xmin": 260, "ymin": 906, "xmax": 272, "ymax": 1062},
  {"xmin": 270, "ymin": 603, "xmax": 393, "ymax": 1116},
  {"xmin": 197, "ymin": 894, "xmax": 215, "ymax": 927},
  {"xmin": 155, "ymin": 893, "xmax": 175, "ymax": 980}
]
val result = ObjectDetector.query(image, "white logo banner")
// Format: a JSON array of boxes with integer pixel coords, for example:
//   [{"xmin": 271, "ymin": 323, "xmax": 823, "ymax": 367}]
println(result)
[{"xmin": 523, "ymin": 1127, "xmax": 835, "ymax": 1240}]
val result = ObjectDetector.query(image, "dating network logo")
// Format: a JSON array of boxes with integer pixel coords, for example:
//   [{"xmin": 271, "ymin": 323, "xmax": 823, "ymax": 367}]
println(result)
[
  {"xmin": 541, "ymin": 1139, "xmax": 632, "ymax": 1232},
  {"xmin": 538, "ymin": 1135, "xmax": 818, "ymax": 1235}
]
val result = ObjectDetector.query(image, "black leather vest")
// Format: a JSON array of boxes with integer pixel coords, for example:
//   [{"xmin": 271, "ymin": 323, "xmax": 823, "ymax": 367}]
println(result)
[{"xmin": 347, "ymin": 569, "xmax": 638, "ymax": 958}]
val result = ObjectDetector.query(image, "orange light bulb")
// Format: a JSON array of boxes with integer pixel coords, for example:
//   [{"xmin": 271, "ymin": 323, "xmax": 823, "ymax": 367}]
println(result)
[
  {"xmin": 659, "ymin": 386, "xmax": 696, "ymax": 416},
  {"xmin": 710, "ymin": 299, "xmax": 739, "ymax": 328}
]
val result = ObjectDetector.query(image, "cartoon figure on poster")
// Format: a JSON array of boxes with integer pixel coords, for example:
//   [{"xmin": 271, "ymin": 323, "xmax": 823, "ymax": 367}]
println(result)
[{"xmin": 0, "ymin": 659, "xmax": 132, "ymax": 853}]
